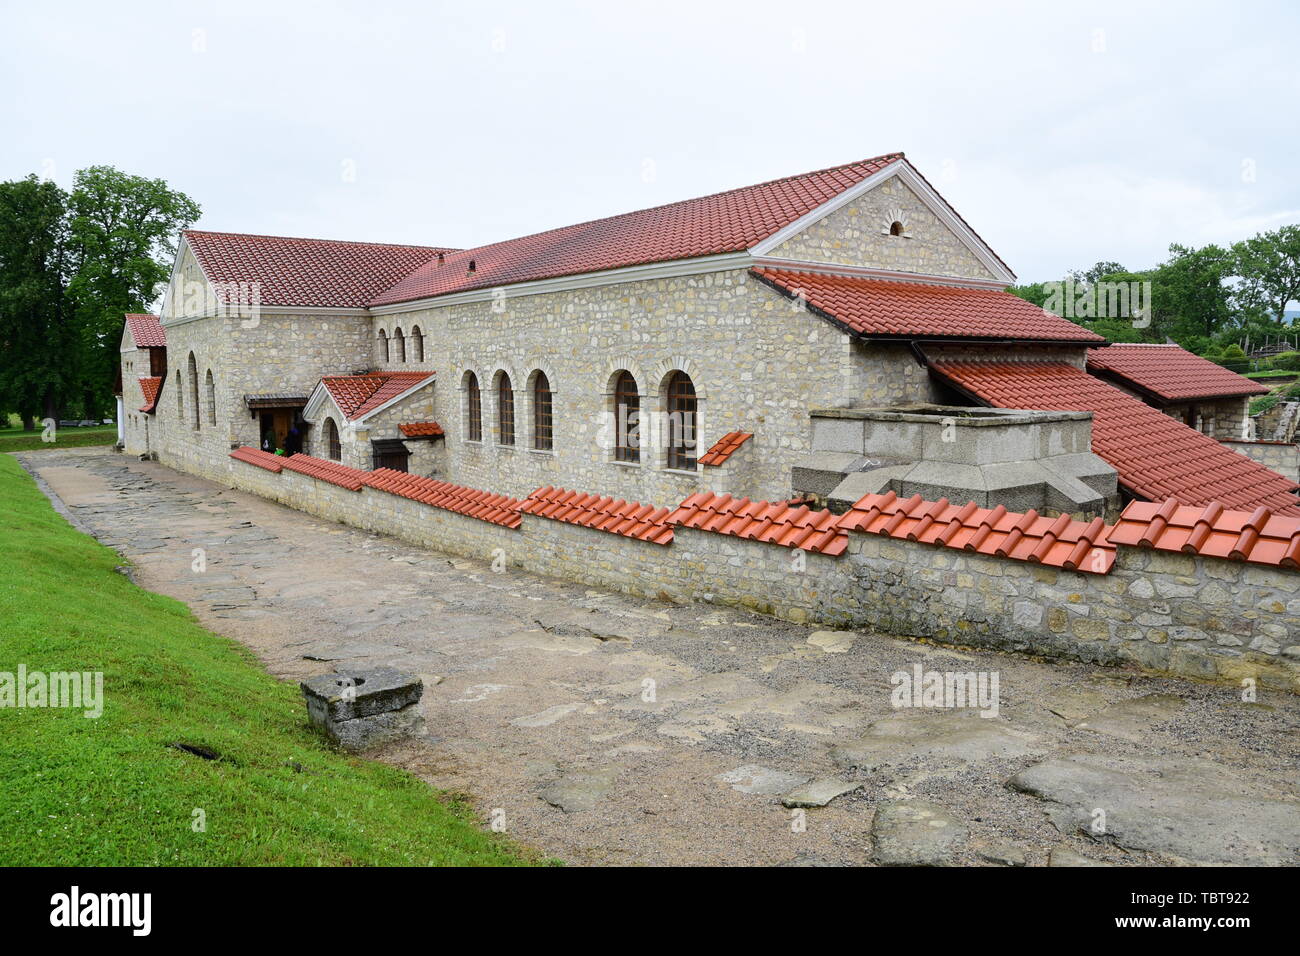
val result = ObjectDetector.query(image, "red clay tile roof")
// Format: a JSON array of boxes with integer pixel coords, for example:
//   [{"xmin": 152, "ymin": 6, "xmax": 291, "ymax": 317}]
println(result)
[
  {"xmin": 363, "ymin": 469, "xmax": 523, "ymax": 528},
  {"xmin": 931, "ymin": 360, "xmax": 1300, "ymax": 516},
  {"xmin": 280, "ymin": 454, "xmax": 366, "ymax": 491},
  {"xmin": 1108, "ymin": 498, "xmax": 1300, "ymax": 569},
  {"xmin": 371, "ymin": 154, "xmax": 905, "ymax": 306},
  {"xmin": 320, "ymin": 372, "xmax": 434, "ymax": 421},
  {"xmin": 184, "ymin": 231, "xmax": 457, "ymax": 309},
  {"xmin": 667, "ymin": 492, "xmax": 848, "ymax": 555},
  {"xmin": 521, "ymin": 487, "xmax": 675, "ymax": 545},
  {"xmin": 838, "ymin": 491, "xmax": 1115, "ymax": 574},
  {"xmin": 752, "ymin": 269, "xmax": 1104, "ymax": 343},
  {"xmin": 1086, "ymin": 343, "xmax": 1268, "ymax": 402},
  {"xmin": 124, "ymin": 313, "xmax": 166, "ymax": 348},
  {"xmin": 138, "ymin": 377, "xmax": 162, "ymax": 413},
  {"xmin": 398, "ymin": 421, "xmax": 445, "ymax": 438},
  {"xmin": 698, "ymin": 431, "xmax": 753, "ymax": 467},
  {"xmin": 229, "ymin": 446, "xmax": 284, "ymax": 473}
]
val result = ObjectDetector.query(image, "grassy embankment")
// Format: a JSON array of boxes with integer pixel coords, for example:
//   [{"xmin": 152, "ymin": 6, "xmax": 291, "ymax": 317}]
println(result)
[{"xmin": 0, "ymin": 453, "xmax": 535, "ymax": 865}]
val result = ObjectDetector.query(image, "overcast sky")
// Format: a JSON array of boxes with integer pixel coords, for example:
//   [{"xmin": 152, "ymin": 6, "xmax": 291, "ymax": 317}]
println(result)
[{"xmin": 2, "ymin": 0, "xmax": 1296, "ymax": 283}]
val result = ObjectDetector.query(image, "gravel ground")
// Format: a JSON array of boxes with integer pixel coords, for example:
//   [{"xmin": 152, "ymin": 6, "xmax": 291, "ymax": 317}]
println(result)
[{"xmin": 19, "ymin": 448, "xmax": 1300, "ymax": 866}]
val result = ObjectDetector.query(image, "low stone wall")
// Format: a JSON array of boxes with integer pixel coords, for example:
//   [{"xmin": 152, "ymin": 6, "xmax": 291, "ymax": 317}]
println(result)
[
  {"xmin": 1222, "ymin": 439, "xmax": 1300, "ymax": 483},
  {"xmin": 217, "ymin": 456, "xmax": 1300, "ymax": 692}
]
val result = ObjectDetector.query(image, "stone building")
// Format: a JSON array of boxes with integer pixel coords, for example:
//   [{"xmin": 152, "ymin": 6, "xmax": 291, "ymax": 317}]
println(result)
[
  {"xmin": 117, "ymin": 153, "xmax": 1300, "ymax": 518},
  {"xmin": 1084, "ymin": 342, "xmax": 1267, "ymax": 439}
]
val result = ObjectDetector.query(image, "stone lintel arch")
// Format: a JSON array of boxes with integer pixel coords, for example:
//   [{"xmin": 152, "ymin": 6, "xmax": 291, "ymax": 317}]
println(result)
[
  {"xmin": 601, "ymin": 358, "xmax": 651, "ymax": 397},
  {"xmin": 648, "ymin": 356, "xmax": 707, "ymax": 402}
]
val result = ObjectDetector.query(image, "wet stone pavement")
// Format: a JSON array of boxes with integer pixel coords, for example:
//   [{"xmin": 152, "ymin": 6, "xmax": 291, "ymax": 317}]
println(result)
[{"xmin": 20, "ymin": 448, "xmax": 1300, "ymax": 866}]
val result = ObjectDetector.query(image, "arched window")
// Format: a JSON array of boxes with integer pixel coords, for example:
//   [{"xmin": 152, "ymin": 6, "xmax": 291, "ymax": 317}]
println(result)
[
  {"xmin": 393, "ymin": 328, "xmax": 406, "ymax": 363},
  {"xmin": 325, "ymin": 417, "xmax": 341, "ymax": 461},
  {"xmin": 532, "ymin": 371, "xmax": 553, "ymax": 451},
  {"xmin": 188, "ymin": 353, "xmax": 200, "ymax": 430},
  {"xmin": 889, "ymin": 220, "xmax": 905, "ymax": 236},
  {"xmin": 496, "ymin": 372, "xmax": 515, "ymax": 446},
  {"xmin": 465, "ymin": 372, "xmax": 482, "ymax": 442},
  {"xmin": 410, "ymin": 326, "xmax": 424, "ymax": 363},
  {"xmin": 613, "ymin": 371, "xmax": 640, "ymax": 463},
  {"xmin": 176, "ymin": 368, "xmax": 183, "ymax": 417},
  {"xmin": 665, "ymin": 371, "xmax": 697, "ymax": 470},
  {"xmin": 378, "ymin": 330, "xmax": 389, "ymax": 364},
  {"xmin": 205, "ymin": 369, "xmax": 216, "ymax": 426}
]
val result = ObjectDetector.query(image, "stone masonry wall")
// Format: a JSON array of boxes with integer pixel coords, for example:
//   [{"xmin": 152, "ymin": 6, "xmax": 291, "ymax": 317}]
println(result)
[
  {"xmin": 1221, "ymin": 439, "xmax": 1300, "ymax": 483},
  {"xmin": 769, "ymin": 178, "xmax": 997, "ymax": 281},
  {"xmin": 119, "ymin": 344, "xmax": 154, "ymax": 457},
  {"xmin": 219, "ymin": 455, "xmax": 1300, "ymax": 692},
  {"xmin": 378, "ymin": 268, "xmax": 867, "ymax": 504}
]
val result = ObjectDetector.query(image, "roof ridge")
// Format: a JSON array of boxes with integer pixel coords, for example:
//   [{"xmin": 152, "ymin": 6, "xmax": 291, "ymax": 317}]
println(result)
[
  {"xmin": 183, "ymin": 229, "xmax": 459, "ymax": 253},
  {"xmin": 416, "ymin": 153, "xmax": 905, "ymax": 265}
]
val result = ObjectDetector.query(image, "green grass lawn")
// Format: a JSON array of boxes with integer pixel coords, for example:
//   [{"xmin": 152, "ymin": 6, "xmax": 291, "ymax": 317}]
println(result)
[
  {"xmin": 0, "ymin": 424, "xmax": 118, "ymax": 454},
  {"xmin": 0, "ymin": 453, "xmax": 536, "ymax": 866}
]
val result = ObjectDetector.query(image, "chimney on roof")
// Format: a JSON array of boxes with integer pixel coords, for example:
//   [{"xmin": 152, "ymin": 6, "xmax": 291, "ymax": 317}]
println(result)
[
  {"xmin": 437, "ymin": 252, "xmax": 445, "ymax": 265},
  {"xmin": 467, "ymin": 259, "xmax": 476, "ymax": 273}
]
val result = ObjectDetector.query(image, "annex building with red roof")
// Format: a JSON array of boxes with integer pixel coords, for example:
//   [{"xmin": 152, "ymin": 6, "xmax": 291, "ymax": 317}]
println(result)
[{"xmin": 121, "ymin": 152, "xmax": 1299, "ymax": 522}]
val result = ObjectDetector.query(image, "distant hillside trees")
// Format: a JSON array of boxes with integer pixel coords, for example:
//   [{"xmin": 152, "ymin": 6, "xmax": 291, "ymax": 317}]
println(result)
[{"xmin": 1011, "ymin": 225, "xmax": 1300, "ymax": 364}]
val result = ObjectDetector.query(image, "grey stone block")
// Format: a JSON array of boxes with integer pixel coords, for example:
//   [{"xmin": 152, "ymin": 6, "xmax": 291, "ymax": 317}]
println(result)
[{"xmin": 302, "ymin": 666, "xmax": 425, "ymax": 751}]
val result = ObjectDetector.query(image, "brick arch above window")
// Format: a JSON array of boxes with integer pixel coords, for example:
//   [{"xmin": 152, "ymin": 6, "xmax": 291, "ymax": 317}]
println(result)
[
  {"xmin": 648, "ymin": 356, "xmax": 706, "ymax": 401},
  {"xmin": 601, "ymin": 358, "xmax": 651, "ymax": 396}
]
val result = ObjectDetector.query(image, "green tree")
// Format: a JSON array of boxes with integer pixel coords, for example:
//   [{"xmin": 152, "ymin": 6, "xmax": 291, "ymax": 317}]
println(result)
[
  {"xmin": 1069, "ymin": 261, "xmax": 1127, "ymax": 285},
  {"xmin": 1232, "ymin": 225, "xmax": 1300, "ymax": 326},
  {"xmin": 1151, "ymin": 243, "xmax": 1235, "ymax": 342},
  {"xmin": 0, "ymin": 176, "xmax": 75, "ymax": 427},
  {"xmin": 66, "ymin": 166, "xmax": 199, "ymax": 417}
]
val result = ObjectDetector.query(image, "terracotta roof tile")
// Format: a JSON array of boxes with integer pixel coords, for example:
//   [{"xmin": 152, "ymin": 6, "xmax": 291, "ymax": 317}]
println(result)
[
  {"xmin": 229, "ymin": 446, "xmax": 283, "ymax": 473},
  {"xmin": 184, "ymin": 231, "xmax": 457, "ymax": 309},
  {"xmin": 363, "ymin": 469, "xmax": 523, "ymax": 528},
  {"xmin": 280, "ymin": 454, "xmax": 367, "ymax": 491},
  {"xmin": 752, "ymin": 269, "xmax": 1104, "ymax": 343},
  {"xmin": 698, "ymin": 431, "xmax": 753, "ymax": 466},
  {"xmin": 522, "ymin": 486, "xmax": 675, "ymax": 544},
  {"xmin": 371, "ymin": 154, "xmax": 905, "ymax": 306},
  {"xmin": 138, "ymin": 377, "xmax": 162, "ymax": 413},
  {"xmin": 1108, "ymin": 498, "xmax": 1300, "ymax": 569},
  {"xmin": 838, "ymin": 491, "xmax": 1115, "ymax": 573},
  {"xmin": 667, "ymin": 492, "xmax": 848, "ymax": 555},
  {"xmin": 1087, "ymin": 344, "xmax": 1268, "ymax": 402},
  {"xmin": 124, "ymin": 313, "xmax": 166, "ymax": 348},
  {"xmin": 931, "ymin": 360, "xmax": 1300, "ymax": 516},
  {"xmin": 320, "ymin": 372, "xmax": 434, "ymax": 421},
  {"xmin": 398, "ymin": 421, "xmax": 445, "ymax": 438}
]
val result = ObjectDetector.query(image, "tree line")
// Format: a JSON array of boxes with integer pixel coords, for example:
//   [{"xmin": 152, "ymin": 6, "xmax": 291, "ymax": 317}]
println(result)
[
  {"xmin": 0, "ymin": 168, "xmax": 199, "ymax": 429},
  {"xmin": 1009, "ymin": 226, "xmax": 1300, "ymax": 364}
]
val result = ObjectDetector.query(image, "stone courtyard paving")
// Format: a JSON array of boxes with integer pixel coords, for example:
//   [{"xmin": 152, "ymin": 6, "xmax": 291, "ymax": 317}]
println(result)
[{"xmin": 20, "ymin": 448, "xmax": 1300, "ymax": 867}]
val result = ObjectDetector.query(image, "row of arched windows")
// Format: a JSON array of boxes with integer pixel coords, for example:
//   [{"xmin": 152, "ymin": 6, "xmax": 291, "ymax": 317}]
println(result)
[
  {"xmin": 462, "ymin": 367, "xmax": 697, "ymax": 469},
  {"xmin": 177, "ymin": 353, "xmax": 216, "ymax": 429},
  {"xmin": 377, "ymin": 327, "xmax": 424, "ymax": 364}
]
